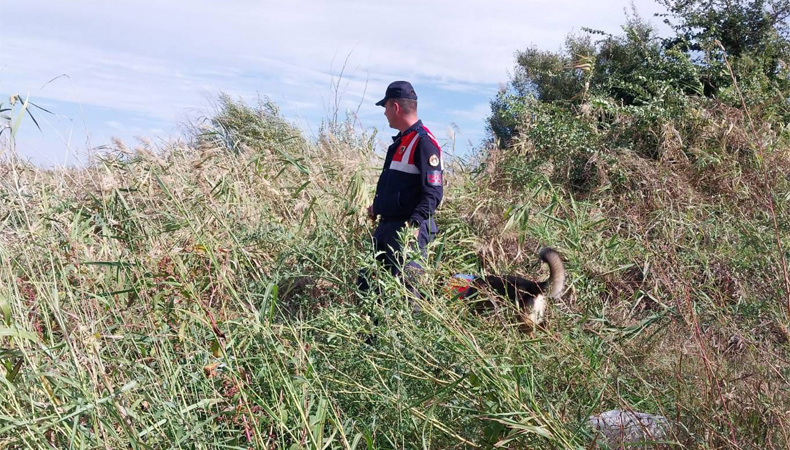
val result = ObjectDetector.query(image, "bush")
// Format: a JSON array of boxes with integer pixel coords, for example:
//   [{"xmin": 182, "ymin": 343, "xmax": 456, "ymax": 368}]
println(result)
[{"xmin": 195, "ymin": 92, "xmax": 307, "ymax": 154}]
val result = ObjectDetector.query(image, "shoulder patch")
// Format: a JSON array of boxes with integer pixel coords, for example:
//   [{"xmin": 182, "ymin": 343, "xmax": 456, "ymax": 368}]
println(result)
[
  {"xmin": 429, "ymin": 154, "xmax": 439, "ymax": 167},
  {"xmin": 427, "ymin": 170, "xmax": 442, "ymax": 186}
]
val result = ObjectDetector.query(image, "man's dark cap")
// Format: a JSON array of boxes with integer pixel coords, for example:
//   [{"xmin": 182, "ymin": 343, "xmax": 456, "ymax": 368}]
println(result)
[{"xmin": 375, "ymin": 81, "xmax": 418, "ymax": 106}]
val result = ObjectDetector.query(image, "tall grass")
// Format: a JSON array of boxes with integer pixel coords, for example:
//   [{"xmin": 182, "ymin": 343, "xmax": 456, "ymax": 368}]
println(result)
[{"xmin": 1, "ymin": 94, "xmax": 789, "ymax": 449}]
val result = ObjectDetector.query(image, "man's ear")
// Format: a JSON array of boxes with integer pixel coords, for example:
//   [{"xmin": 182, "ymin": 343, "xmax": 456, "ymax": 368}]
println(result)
[{"xmin": 392, "ymin": 101, "xmax": 401, "ymax": 114}]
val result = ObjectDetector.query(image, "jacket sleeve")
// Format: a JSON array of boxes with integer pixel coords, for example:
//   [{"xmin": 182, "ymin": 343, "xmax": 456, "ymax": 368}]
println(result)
[{"xmin": 409, "ymin": 135, "xmax": 443, "ymax": 225}]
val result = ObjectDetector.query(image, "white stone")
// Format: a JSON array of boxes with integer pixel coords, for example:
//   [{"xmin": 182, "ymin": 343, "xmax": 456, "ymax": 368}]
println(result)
[{"xmin": 589, "ymin": 410, "xmax": 672, "ymax": 448}]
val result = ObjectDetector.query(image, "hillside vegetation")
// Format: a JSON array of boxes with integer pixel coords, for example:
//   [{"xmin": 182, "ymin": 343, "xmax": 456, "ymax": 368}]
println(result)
[{"xmin": 2, "ymin": 1, "xmax": 790, "ymax": 448}]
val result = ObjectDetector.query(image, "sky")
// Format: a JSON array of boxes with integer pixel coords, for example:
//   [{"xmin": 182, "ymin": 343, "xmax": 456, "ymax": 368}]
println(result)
[{"xmin": 1, "ymin": 0, "xmax": 670, "ymax": 166}]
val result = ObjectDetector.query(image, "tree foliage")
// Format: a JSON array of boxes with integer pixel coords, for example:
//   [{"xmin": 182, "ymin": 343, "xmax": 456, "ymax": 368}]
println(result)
[
  {"xmin": 657, "ymin": 0, "xmax": 790, "ymax": 58},
  {"xmin": 657, "ymin": 0, "xmax": 790, "ymax": 94},
  {"xmin": 488, "ymin": 0, "xmax": 790, "ymax": 149}
]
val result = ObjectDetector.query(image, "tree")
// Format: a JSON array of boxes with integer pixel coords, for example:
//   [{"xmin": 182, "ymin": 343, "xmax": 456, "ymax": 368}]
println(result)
[
  {"xmin": 487, "ymin": 0, "xmax": 790, "ymax": 146},
  {"xmin": 657, "ymin": 0, "xmax": 790, "ymax": 94},
  {"xmin": 487, "ymin": 12, "xmax": 698, "ymax": 146},
  {"xmin": 486, "ymin": 35, "xmax": 594, "ymax": 147}
]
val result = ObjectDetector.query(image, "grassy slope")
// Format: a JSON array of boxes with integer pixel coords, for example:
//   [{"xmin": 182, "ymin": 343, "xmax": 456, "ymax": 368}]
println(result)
[{"xmin": 1, "ymin": 98, "xmax": 789, "ymax": 449}]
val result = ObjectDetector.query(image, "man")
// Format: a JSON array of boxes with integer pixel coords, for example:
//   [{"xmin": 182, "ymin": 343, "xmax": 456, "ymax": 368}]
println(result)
[{"xmin": 357, "ymin": 81, "xmax": 444, "ymax": 293}]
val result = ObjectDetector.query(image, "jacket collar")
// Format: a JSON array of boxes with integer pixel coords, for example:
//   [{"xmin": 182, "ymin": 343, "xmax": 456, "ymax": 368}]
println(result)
[{"xmin": 392, "ymin": 120, "xmax": 422, "ymax": 142}]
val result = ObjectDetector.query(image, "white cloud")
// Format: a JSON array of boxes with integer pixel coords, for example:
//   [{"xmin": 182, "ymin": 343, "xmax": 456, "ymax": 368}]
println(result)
[{"xmin": 448, "ymin": 103, "xmax": 495, "ymax": 123}]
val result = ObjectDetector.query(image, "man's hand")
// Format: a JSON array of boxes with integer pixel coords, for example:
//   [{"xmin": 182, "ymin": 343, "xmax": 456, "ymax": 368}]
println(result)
[{"xmin": 367, "ymin": 205, "xmax": 375, "ymax": 221}]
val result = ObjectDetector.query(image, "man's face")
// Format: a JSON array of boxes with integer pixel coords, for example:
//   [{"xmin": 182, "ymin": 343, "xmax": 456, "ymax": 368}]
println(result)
[{"xmin": 383, "ymin": 99, "xmax": 397, "ymax": 129}]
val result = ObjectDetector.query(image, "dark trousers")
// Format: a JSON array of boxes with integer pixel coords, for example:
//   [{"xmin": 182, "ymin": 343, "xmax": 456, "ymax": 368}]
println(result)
[{"xmin": 357, "ymin": 218, "xmax": 438, "ymax": 292}]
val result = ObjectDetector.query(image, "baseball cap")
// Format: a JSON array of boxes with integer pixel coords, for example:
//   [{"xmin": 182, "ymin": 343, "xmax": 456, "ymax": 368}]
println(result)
[{"xmin": 375, "ymin": 81, "xmax": 418, "ymax": 106}]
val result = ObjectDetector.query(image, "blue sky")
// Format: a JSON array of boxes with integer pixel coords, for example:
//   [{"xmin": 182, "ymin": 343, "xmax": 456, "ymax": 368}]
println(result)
[{"xmin": 1, "ymin": 0, "xmax": 669, "ymax": 166}]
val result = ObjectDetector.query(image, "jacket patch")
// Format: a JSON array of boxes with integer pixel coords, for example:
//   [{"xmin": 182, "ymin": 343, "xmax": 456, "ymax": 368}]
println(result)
[
  {"xmin": 429, "ymin": 154, "xmax": 439, "ymax": 167},
  {"xmin": 427, "ymin": 170, "xmax": 442, "ymax": 186}
]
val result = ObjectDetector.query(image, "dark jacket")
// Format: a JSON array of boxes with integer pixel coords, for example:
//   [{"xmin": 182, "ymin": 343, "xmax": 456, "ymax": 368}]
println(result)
[{"xmin": 372, "ymin": 120, "xmax": 443, "ymax": 225}]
